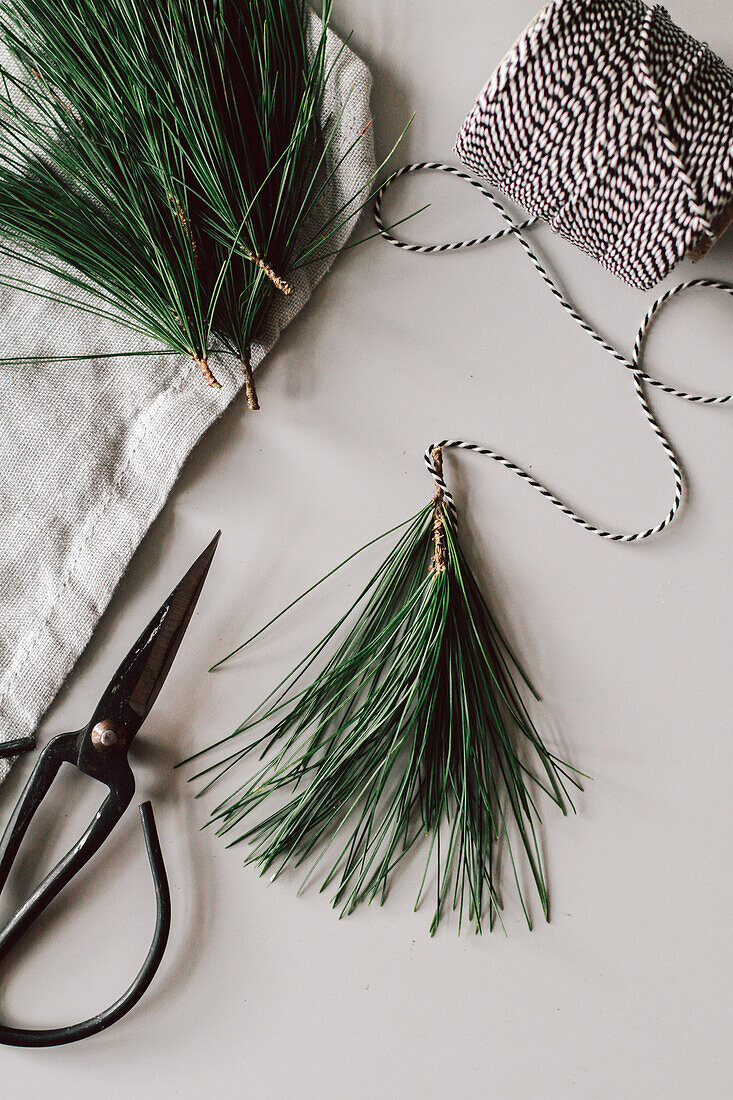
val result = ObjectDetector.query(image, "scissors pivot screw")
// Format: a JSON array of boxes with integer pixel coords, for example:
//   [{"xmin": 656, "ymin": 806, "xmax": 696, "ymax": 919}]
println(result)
[{"xmin": 91, "ymin": 720, "xmax": 124, "ymax": 753}]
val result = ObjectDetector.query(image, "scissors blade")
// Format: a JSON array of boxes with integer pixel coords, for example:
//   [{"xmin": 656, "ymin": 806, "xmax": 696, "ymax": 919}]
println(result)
[{"xmin": 89, "ymin": 532, "xmax": 220, "ymax": 741}]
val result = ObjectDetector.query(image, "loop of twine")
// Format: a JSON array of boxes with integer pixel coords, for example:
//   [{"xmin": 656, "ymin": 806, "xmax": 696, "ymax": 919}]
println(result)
[{"xmin": 375, "ymin": 164, "xmax": 733, "ymax": 543}]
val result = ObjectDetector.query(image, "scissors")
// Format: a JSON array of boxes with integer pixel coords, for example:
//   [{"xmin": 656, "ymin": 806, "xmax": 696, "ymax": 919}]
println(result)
[{"xmin": 0, "ymin": 532, "xmax": 219, "ymax": 1047}]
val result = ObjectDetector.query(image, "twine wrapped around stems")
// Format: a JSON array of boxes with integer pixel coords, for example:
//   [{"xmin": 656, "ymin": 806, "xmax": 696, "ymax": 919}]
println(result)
[{"xmin": 429, "ymin": 447, "xmax": 446, "ymax": 574}]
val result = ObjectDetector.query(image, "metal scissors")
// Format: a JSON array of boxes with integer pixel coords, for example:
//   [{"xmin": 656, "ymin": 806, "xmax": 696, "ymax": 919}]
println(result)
[{"xmin": 0, "ymin": 532, "xmax": 219, "ymax": 1047}]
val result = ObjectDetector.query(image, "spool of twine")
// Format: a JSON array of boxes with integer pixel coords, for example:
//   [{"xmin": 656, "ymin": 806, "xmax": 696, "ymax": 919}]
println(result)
[{"xmin": 455, "ymin": 0, "xmax": 733, "ymax": 290}]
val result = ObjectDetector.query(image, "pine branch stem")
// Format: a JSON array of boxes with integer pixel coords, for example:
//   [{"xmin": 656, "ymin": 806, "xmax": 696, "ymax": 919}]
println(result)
[
  {"xmin": 195, "ymin": 356, "xmax": 220, "ymax": 388},
  {"xmin": 242, "ymin": 349, "xmax": 260, "ymax": 410},
  {"xmin": 247, "ymin": 251, "xmax": 293, "ymax": 296},
  {"xmin": 170, "ymin": 195, "xmax": 199, "ymax": 269}
]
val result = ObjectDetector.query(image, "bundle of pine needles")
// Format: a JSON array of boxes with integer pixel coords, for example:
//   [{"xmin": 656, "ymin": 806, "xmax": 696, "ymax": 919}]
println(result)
[
  {"xmin": 0, "ymin": 0, "xmax": 379, "ymax": 404},
  {"xmin": 186, "ymin": 453, "xmax": 582, "ymax": 933}
]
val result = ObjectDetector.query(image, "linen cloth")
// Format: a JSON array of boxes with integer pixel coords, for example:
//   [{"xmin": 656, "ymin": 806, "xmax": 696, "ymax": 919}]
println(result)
[{"xmin": 0, "ymin": 16, "xmax": 374, "ymax": 781}]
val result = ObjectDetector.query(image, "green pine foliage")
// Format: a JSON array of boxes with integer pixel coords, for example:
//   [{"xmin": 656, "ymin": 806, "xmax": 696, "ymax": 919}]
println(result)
[
  {"xmin": 0, "ymin": 0, "xmax": 378, "ymax": 399},
  {"xmin": 186, "ymin": 498, "xmax": 582, "ymax": 934}
]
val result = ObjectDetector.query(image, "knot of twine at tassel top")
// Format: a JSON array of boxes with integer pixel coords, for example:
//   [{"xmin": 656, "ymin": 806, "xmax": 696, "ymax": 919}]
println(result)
[{"xmin": 454, "ymin": 0, "xmax": 733, "ymax": 290}]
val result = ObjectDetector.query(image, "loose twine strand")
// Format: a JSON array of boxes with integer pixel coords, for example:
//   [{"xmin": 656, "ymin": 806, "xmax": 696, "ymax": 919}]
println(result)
[{"xmin": 375, "ymin": 162, "xmax": 733, "ymax": 543}]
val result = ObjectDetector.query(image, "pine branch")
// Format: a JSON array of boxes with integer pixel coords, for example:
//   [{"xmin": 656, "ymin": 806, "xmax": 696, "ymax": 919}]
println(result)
[
  {"xmin": 0, "ymin": 0, "xmax": 377, "ymax": 400},
  {"xmin": 185, "ymin": 498, "xmax": 583, "ymax": 934}
]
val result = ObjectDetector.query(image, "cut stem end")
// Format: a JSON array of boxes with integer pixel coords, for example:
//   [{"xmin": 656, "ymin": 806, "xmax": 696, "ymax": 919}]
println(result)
[
  {"xmin": 242, "ymin": 353, "xmax": 260, "ymax": 410},
  {"xmin": 195, "ymin": 357, "xmax": 221, "ymax": 389}
]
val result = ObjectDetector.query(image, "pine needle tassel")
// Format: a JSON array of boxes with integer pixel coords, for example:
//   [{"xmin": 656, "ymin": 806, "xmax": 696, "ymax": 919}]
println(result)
[{"xmin": 185, "ymin": 451, "xmax": 583, "ymax": 933}]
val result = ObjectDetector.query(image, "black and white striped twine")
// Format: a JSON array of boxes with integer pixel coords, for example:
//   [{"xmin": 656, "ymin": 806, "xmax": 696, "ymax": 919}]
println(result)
[
  {"xmin": 375, "ymin": 162, "xmax": 732, "ymax": 543},
  {"xmin": 454, "ymin": 1, "xmax": 733, "ymax": 292}
]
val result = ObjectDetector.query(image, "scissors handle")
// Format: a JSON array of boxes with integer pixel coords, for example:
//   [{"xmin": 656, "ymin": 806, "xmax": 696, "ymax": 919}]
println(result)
[
  {"xmin": 0, "ymin": 802, "xmax": 170, "ymax": 1047},
  {"xmin": 0, "ymin": 733, "xmax": 171, "ymax": 1046},
  {"xmin": 0, "ymin": 736, "xmax": 35, "ymax": 760}
]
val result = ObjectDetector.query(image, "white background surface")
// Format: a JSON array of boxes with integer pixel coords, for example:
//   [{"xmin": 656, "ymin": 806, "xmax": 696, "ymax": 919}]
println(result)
[{"xmin": 1, "ymin": 1, "xmax": 732, "ymax": 1096}]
